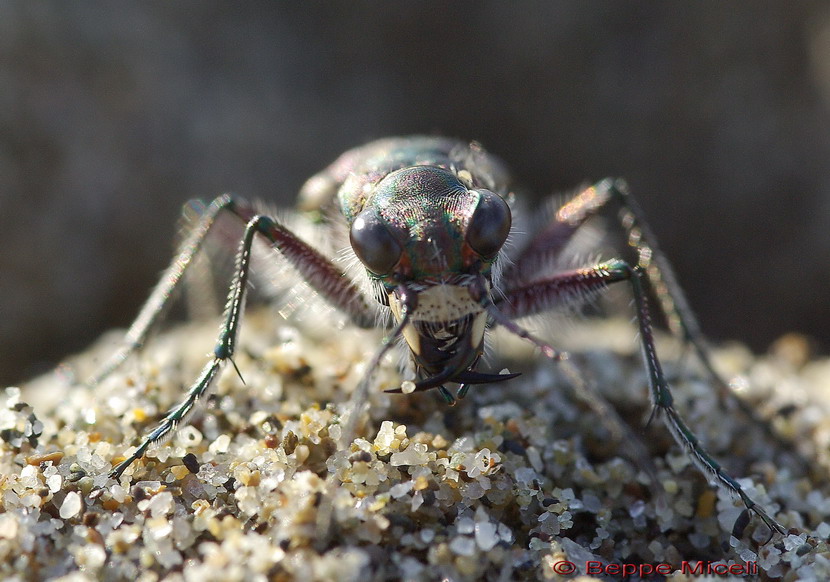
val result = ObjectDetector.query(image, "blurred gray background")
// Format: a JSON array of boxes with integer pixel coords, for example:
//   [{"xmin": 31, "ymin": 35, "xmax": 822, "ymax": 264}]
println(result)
[{"xmin": 2, "ymin": 1, "xmax": 830, "ymax": 384}]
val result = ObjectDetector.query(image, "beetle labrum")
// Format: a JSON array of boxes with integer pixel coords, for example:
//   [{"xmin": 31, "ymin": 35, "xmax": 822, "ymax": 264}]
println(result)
[{"xmin": 94, "ymin": 136, "xmax": 785, "ymax": 537}]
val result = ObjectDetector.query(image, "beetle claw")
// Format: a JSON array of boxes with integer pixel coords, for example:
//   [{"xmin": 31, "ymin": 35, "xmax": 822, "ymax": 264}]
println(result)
[
  {"xmin": 454, "ymin": 370, "xmax": 521, "ymax": 385},
  {"xmin": 384, "ymin": 369, "xmax": 520, "ymax": 397}
]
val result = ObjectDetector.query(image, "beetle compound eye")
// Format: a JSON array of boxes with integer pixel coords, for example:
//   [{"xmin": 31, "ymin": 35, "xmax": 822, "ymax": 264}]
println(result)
[
  {"xmin": 466, "ymin": 189, "xmax": 511, "ymax": 259},
  {"xmin": 350, "ymin": 210, "xmax": 403, "ymax": 275}
]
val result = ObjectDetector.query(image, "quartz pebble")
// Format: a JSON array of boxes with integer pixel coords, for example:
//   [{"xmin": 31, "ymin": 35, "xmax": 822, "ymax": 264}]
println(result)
[
  {"xmin": 474, "ymin": 521, "xmax": 498, "ymax": 551},
  {"xmin": 59, "ymin": 491, "xmax": 82, "ymax": 519}
]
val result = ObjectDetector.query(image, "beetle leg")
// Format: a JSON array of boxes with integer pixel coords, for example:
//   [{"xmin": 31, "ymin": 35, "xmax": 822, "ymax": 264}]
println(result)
[
  {"xmin": 90, "ymin": 195, "xmax": 233, "ymax": 385},
  {"xmin": 506, "ymin": 179, "xmax": 709, "ymax": 367},
  {"xmin": 91, "ymin": 195, "xmax": 376, "ymax": 385},
  {"xmin": 109, "ymin": 213, "xmax": 268, "ymax": 479},
  {"xmin": 508, "ymin": 179, "xmax": 797, "ymax": 470},
  {"xmin": 339, "ymin": 284, "xmax": 415, "ymax": 447},
  {"xmin": 473, "ymin": 272, "xmax": 662, "ymax": 501},
  {"xmin": 106, "ymin": 201, "xmax": 379, "ymax": 479},
  {"xmin": 507, "ymin": 179, "xmax": 707, "ymax": 352},
  {"xmin": 315, "ymin": 287, "xmax": 415, "ymax": 547},
  {"xmin": 601, "ymin": 180, "xmax": 808, "ymax": 477},
  {"xmin": 495, "ymin": 260, "xmax": 786, "ymax": 536},
  {"xmin": 600, "ymin": 179, "xmax": 717, "ymax": 385},
  {"xmin": 229, "ymin": 199, "xmax": 376, "ymax": 329},
  {"xmin": 505, "ymin": 182, "xmax": 616, "ymax": 283},
  {"xmin": 621, "ymin": 260, "xmax": 787, "ymax": 536}
]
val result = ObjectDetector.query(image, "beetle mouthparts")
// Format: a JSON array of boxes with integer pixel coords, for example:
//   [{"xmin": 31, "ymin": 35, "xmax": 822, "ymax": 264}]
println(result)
[{"xmin": 384, "ymin": 368, "xmax": 521, "ymax": 394}]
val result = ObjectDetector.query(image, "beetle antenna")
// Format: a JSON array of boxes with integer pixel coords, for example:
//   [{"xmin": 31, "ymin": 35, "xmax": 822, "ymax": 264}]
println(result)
[
  {"xmin": 339, "ymin": 285, "xmax": 415, "ymax": 447},
  {"xmin": 471, "ymin": 276, "xmax": 566, "ymax": 361}
]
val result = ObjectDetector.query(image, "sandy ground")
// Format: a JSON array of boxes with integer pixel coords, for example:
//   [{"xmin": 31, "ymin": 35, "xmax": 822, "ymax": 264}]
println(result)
[{"xmin": 3, "ymin": 308, "xmax": 830, "ymax": 581}]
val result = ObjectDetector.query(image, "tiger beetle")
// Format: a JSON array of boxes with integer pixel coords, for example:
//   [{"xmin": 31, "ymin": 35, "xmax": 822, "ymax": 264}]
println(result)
[{"xmin": 94, "ymin": 136, "xmax": 786, "ymax": 538}]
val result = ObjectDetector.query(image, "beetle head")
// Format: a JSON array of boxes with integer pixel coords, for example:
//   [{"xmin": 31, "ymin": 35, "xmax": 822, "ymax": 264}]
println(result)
[
  {"xmin": 349, "ymin": 165, "xmax": 511, "ymax": 281},
  {"xmin": 349, "ymin": 166, "xmax": 513, "ymax": 393}
]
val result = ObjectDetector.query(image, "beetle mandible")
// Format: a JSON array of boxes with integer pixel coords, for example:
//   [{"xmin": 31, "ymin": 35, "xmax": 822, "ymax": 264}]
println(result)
[{"xmin": 94, "ymin": 136, "xmax": 785, "ymax": 538}]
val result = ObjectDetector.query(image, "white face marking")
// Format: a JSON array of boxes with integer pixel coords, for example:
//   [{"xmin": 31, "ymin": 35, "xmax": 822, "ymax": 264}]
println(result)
[
  {"xmin": 389, "ymin": 284, "xmax": 488, "ymax": 356},
  {"xmin": 393, "ymin": 284, "xmax": 484, "ymax": 322}
]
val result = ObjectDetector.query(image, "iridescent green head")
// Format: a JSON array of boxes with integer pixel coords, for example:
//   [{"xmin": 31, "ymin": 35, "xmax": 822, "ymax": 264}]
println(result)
[{"xmin": 348, "ymin": 165, "xmax": 511, "ymax": 283}]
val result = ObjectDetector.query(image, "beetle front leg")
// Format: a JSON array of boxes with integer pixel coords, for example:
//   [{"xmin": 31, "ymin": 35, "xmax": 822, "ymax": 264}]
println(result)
[
  {"xmin": 497, "ymin": 260, "xmax": 786, "ymax": 536},
  {"xmin": 601, "ymin": 180, "xmax": 803, "ymax": 473},
  {"xmin": 109, "ymin": 214, "xmax": 267, "ymax": 480},
  {"xmin": 508, "ymin": 179, "xmax": 794, "ymax": 460},
  {"xmin": 108, "ymin": 206, "xmax": 376, "ymax": 480},
  {"xmin": 624, "ymin": 261, "xmax": 787, "ymax": 536},
  {"xmin": 92, "ymin": 195, "xmax": 377, "ymax": 386}
]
